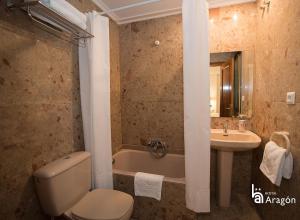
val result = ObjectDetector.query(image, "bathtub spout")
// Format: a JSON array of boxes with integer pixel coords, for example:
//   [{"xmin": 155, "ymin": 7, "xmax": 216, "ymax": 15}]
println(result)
[{"xmin": 145, "ymin": 139, "xmax": 168, "ymax": 159}]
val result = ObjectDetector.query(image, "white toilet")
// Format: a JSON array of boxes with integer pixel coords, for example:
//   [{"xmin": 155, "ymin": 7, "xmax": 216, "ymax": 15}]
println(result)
[{"xmin": 33, "ymin": 152, "xmax": 133, "ymax": 220}]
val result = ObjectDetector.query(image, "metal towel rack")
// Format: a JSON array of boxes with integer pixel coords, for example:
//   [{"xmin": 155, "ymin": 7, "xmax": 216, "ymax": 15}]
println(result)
[
  {"xmin": 7, "ymin": 0, "xmax": 93, "ymax": 46},
  {"xmin": 270, "ymin": 131, "xmax": 291, "ymax": 155}
]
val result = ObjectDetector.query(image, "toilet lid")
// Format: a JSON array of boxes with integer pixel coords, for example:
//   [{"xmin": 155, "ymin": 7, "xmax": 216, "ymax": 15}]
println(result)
[{"xmin": 71, "ymin": 189, "xmax": 133, "ymax": 220}]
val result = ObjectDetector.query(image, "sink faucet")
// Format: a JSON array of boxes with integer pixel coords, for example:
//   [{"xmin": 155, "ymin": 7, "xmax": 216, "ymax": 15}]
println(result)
[{"xmin": 223, "ymin": 122, "xmax": 229, "ymax": 136}]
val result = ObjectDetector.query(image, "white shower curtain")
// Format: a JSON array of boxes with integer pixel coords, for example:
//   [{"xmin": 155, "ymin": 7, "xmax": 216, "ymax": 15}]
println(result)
[
  {"xmin": 79, "ymin": 11, "xmax": 113, "ymax": 189},
  {"xmin": 182, "ymin": 0, "xmax": 210, "ymax": 212}
]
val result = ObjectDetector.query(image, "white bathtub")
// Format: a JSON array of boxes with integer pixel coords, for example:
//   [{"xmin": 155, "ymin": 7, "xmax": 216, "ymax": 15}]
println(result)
[{"xmin": 113, "ymin": 149, "xmax": 185, "ymax": 184}]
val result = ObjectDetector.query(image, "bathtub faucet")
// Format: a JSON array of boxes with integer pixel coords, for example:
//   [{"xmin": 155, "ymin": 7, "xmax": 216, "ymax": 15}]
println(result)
[{"xmin": 145, "ymin": 139, "xmax": 168, "ymax": 159}]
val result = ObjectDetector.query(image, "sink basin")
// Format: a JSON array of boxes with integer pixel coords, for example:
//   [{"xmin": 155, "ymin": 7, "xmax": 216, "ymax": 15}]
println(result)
[
  {"xmin": 210, "ymin": 129, "xmax": 261, "ymax": 208},
  {"xmin": 211, "ymin": 129, "xmax": 261, "ymax": 151}
]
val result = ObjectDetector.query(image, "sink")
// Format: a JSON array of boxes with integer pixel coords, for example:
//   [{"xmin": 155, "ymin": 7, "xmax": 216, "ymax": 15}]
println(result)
[
  {"xmin": 211, "ymin": 129, "xmax": 261, "ymax": 151},
  {"xmin": 210, "ymin": 129, "xmax": 261, "ymax": 208}
]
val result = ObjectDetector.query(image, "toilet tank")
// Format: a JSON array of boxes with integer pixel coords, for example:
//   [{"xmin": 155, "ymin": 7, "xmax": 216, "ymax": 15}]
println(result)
[{"xmin": 33, "ymin": 152, "xmax": 91, "ymax": 216}]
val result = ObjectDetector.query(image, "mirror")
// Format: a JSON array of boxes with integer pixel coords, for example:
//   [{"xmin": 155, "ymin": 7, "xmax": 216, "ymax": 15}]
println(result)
[{"xmin": 209, "ymin": 51, "xmax": 254, "ymax": 118}]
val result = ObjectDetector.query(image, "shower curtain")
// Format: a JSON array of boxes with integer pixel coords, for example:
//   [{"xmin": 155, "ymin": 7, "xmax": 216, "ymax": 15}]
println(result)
[
  {"xmin": 79, "ymin": 11, "xmax": 113, "ymax": 189},
  {"xmin": 182, "ymin": 0, "xmax": 210, "ymax": 212}
]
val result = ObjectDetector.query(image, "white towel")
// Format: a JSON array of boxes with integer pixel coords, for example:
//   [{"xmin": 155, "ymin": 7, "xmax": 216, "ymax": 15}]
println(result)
[
  {"xmin": 134, "ymin": 172, "xmax": 164, "ymax": 200},
  {"xmin": 259, "ymin": 141, "xmax": 293, "ymax": 186},
  {"xmin": 283, "ymin": 152, "xmax": 293, "ymax": 179},
  {"xmin": 41, "ymin": 0, "xmax": 87, "ymax": 30}
]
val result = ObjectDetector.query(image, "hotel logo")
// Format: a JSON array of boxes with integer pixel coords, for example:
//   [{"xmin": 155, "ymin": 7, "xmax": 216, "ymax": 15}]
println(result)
[
  {"xmin": 251, "ymin": 184, "xmax": 296, "ymax": 206},
  {"xmin": 251, "ymin": 184, "xmax": 264, "ymax": 204}
]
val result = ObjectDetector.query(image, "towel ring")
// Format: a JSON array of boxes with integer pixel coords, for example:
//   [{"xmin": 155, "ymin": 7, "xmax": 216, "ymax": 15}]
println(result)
[{"xmin": 270, "ymin": 131, "xmax": 291, "ymax": 155}]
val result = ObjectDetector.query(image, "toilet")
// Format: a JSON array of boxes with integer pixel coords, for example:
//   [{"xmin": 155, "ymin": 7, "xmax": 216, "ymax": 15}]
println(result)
[{"xmin": 33, "ymin": 152, "xmax": 133, "ymax": 220}]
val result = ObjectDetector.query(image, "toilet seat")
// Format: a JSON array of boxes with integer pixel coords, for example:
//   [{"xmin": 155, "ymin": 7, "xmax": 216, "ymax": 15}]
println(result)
[{"xmin": 71, "ymin": 189, "xmax": 134, "ymax": 220}]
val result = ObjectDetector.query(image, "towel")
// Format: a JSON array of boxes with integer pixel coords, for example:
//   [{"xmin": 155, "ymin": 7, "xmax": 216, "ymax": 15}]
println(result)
[
  {"xmin": 134, "ymin": 172, "xmax": 164, "ymax": 200},
  {"xmin": 283, "ymin": 152, "xmax": 293, "ymax": 179},
  {"xmin": 259, "ymin": 141, "xmax": 293, "ymax": 186},
  {"xmin": 41, "ymin": 0, "xmax": 87, "ymax": 30}
]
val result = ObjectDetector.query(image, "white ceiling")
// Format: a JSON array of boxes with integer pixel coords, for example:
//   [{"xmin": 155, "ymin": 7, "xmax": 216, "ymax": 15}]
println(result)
[{"xmin": 92, "ymin": 0, "xmax": 256, "ymax": 25}]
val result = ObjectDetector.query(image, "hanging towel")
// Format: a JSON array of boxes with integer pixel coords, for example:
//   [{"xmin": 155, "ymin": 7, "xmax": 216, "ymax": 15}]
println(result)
[
  {"xmin": 259, "ymin": 141, "xmax": 293, "ymax": 186},
  {"xmin": 283, "ymin": 152, "xmax": 293, "ymax": 179},
  {"xmin": 134, "ymin": 172, "xmax": 164, "ymax": 200},
  {"xmin": 41, "ymin": 0, "xmax": 87, "ymax": 30}
]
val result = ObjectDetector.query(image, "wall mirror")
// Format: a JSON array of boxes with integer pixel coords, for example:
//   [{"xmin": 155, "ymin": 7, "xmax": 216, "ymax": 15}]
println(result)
[{"xmin": 209, "ymin": 51, "xmax": 254, "ymax": 118}]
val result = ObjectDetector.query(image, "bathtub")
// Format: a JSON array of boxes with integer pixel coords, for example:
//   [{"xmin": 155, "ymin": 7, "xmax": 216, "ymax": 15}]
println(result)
[
  {"xmin": 113, "ymin": 149, "xmax": 185, "ymax": 183},
  {"xmin": 112, "ymin": 149, "xmax": 195, "ymax": 219}
]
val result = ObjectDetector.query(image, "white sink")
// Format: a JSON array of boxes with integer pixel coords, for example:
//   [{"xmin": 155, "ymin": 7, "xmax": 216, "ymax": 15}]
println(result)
[
  {"xmin": 211, "ymin": 129, "xmax": 261, "ymax": 151},
  {"xmin": 210, "ymin": 129, "xmax": 261, "ymax": 208}
]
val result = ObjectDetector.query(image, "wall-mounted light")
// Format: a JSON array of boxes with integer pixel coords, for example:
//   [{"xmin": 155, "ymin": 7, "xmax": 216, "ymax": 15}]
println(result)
[{"xmin": 232, "ymin": 13, "xmax": 238, "ymax": 21}]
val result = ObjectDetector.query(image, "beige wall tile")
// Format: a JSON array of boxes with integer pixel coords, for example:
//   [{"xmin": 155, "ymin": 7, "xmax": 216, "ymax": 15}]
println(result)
[
  {"xmin": 120, "ymin": 3, "xmax": 257, "ymax": 152},
  {"xmin": 119, "ymin": 3, "xmax": 258, "ymax": 201},
  {"xmin": 252, "ymin": 0, "xmax": 300, "ymax": 218},
  {"xmin": 0, "ymin": 0, "xmax": 121, "ymax": 219}
]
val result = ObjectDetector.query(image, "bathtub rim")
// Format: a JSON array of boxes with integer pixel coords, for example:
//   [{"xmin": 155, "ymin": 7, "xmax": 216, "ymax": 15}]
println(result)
[{"xmin": 112, "ymin": 149, "xmax": 185, "ymax": 184}]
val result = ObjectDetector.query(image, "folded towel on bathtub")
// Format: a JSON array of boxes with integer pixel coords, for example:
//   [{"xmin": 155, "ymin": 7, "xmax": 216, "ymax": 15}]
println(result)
[{"xmin": 134, "ymin": 172, "xmax": 164, "ymax": 200}]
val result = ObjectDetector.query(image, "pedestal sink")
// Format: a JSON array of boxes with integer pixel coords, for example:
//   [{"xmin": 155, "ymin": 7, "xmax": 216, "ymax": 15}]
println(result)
[{"xmin": 211, "ymin": 129, "xmax": 261, "ymax": 207}]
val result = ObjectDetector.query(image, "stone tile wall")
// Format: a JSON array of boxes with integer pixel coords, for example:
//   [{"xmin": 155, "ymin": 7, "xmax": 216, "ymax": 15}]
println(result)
[
  {"xmin": 120, "ymin": 3, "xmax": 257, "ymax": 152},
  {"xmin": 119, "ymin": 3, "xmax": 258, "ymax": 199},
  {"xmin": 251, "ymin": 0, "xmax": 300, "ymax": 219},
  {"xmin": 0, "ymin": 0, "xmax": 121, "ymax": 219}
]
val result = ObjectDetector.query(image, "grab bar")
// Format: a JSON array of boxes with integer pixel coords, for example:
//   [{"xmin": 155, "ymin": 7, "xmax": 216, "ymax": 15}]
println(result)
[{"xmin": 270, "ymin": 131, "xmax": 291, "ymax": 155}]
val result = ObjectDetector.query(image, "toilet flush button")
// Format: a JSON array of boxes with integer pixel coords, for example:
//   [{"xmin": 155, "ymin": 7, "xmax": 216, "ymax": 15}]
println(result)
[{"xmin": 286, "ymin": 92, "xmax": 296, "ymax": 105}]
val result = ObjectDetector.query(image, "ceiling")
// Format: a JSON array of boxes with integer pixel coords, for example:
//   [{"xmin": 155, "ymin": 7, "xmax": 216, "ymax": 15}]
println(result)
[{"xmin": 92, "ymin": 0, "xmax": 256, "ymax": 25}]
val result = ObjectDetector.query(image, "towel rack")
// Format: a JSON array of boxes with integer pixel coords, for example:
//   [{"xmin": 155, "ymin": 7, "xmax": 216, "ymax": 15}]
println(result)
[
  {"xmin": 270, "ymin": 131, "xmax": 291, "ymax": 155},
  {"xmin": 7, "ymin": 0, "xmax": 93, "ymax": 46}
]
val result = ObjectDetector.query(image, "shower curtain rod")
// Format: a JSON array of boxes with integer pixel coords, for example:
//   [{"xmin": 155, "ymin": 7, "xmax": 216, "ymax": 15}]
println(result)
[{"xmin": 98, "ymin": 0, "xmax": 160, "ymax": 16}]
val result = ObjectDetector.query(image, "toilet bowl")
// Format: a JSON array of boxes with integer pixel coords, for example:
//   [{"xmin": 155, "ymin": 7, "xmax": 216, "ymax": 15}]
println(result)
[{"xmin": 33, "ymin": 152, "xmax": 133, "ymax": 220}]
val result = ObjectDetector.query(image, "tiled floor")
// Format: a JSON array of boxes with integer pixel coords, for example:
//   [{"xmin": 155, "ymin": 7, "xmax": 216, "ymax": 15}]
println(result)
[
  {"xmin": 130, "ymin": 193, "xmax": 261, "ymax": 220},
  {"xmin": 196, "ymin": 193, "xmax": 261, "ymax": 220}
]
